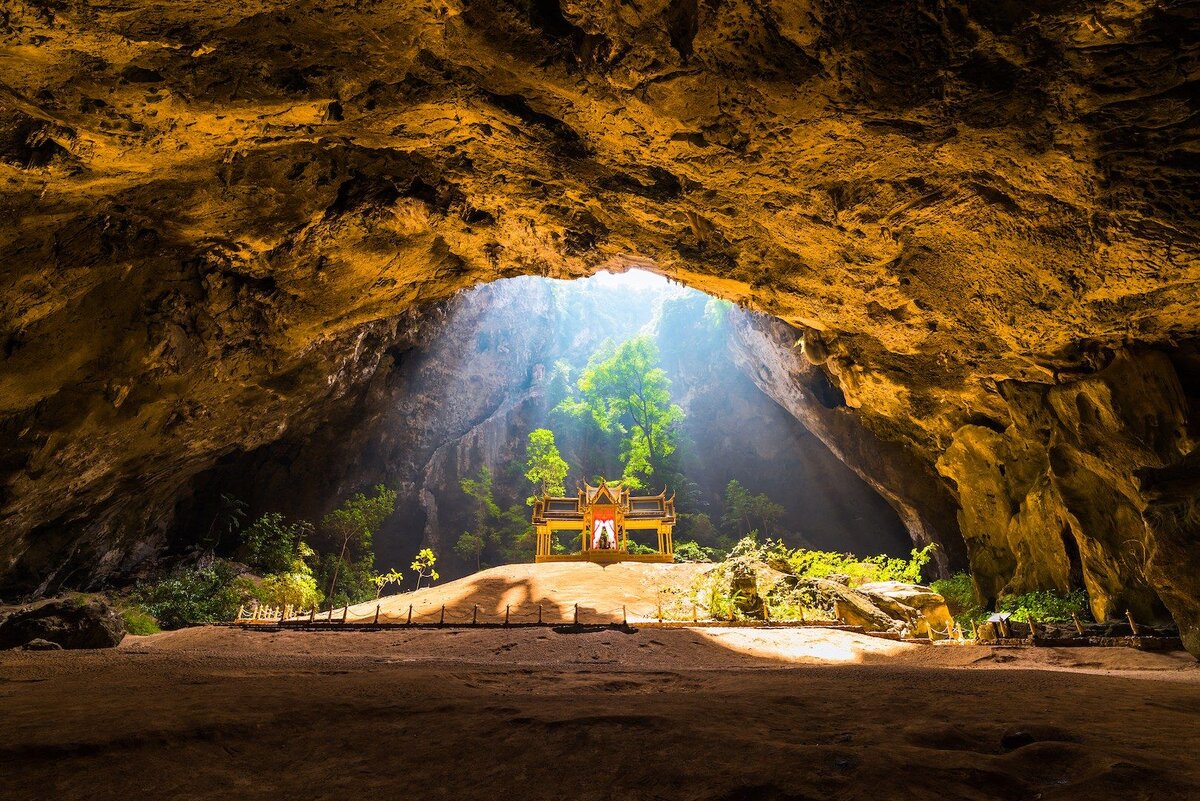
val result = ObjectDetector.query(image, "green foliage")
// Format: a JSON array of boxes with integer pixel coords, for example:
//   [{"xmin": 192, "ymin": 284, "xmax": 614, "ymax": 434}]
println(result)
[
  {"xmin": 524, "ymin": 429, "xmax": 568, "ymax": 503},
  {"xmin": 240, "ymin": 512, "xmax": 315, "ymax": 575},
  {"xmin": 134, "ymin": 561, "xmax": 256, "ymax": 630},
  {"xmin": 455, "ymin": 531, "xmax": 486, "ymax": 571},
  {"xmin": 726, "ymin": 534, "xmax": 937, "ymax": 587},
  {"xmin": 411, "ymin": 548, "xmax": 440, "ymax": 589},
  {"xmin": 999, "ymin": 589, "xmax": 1090, "ymax": 623},
  {"xmin": 372, "ymin": 568, "xmax": 405, "ymax": 598},
  {"xmin": 560, "ymin": 335, "xmax": 684, "ymax": 484},
  {"xmin": 317, "ymin": 485, "xmax": 397, "ymax": 607},
  {"xmin": 320, "ymin": 485, "xmax": 397, "ymax": 558},
  {"xmin": 461, "ymin": 467, "xmax": 501, "ymax": 521},
  {"xmin": 721, "ymin": 480, "xmax": 784, "ymax": 539},
  {"xmin": 626, "ymin": 541, "xmax": 658, "ymax": 555},
  {"xmin": 257, "ymin": 543, "xmax": 323, "ymax": 610},
  {"xmin": 930, "ymin": 572, "xmax": 985, "ymax": 627},
  {"xmin": 119, "ymin": 605, "xmax": 161, "ymax": 636},
  {"xmin": 705, "ymin": 584, "xmax": 746, "ymax": 621},
  {"xmin": 672, "ymin": 540, "xmax": 722, "ymax": 563},
  {"xmin": 258, "ymin": 571, "xmax": 322, "ymax": 610},
  {"xmin": 313, "ymin": 553, "xmax": 375, "ymax": 610},
  {"xmin": 460, "ymin": 465, "xmax": 536, "ymax": 567}
]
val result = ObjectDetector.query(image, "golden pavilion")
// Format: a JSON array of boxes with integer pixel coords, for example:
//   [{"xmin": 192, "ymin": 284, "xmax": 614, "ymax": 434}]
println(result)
[{"xmin": 532, "ymin": 479, "xmax": 676, "ymax": 563}]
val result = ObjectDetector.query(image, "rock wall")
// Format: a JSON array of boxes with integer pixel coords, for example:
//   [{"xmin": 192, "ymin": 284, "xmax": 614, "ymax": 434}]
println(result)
[{"xmin": 0, "ymin": 0, "xmax": 1197, "ymax": 650}]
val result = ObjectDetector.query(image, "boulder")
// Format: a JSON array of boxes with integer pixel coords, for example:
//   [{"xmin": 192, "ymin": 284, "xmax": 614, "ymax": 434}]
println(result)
[
  {"xmin": 0, "ymin": 596, "xmax": 125, "ymax": 650},
  {"xmin": 820, "ymin": 580, "xmax": 955, "ymax": 639},
  {"xmin": 22, "ymin": 638, "xmax": 63, "ymax": 651},
  {"xmin": 857, "ymin": 582, "xmax": 956, "ymax": 638}
]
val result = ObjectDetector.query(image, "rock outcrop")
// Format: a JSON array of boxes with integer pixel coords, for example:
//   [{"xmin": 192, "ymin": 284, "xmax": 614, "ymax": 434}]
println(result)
[
  {"xmin": 0, "ymin": 1, "xmax": 1197, "ymax": 652},
  {"xmin": 0, "ymin": 597, "xmax": 126, "ymax": 650}
]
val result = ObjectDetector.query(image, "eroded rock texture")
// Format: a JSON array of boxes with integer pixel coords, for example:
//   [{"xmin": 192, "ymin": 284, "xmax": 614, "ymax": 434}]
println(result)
[{"xmin": 0, "ymin": 1, "xmax": 1197, "ymax": 649}]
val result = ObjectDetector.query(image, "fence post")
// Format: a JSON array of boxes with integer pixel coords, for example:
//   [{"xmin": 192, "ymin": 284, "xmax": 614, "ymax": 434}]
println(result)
[
  {"xmin": 574, "ymin": 603, "xmax": 579, "ymax": 625},
  {"xmin": 1072, "ymin": 612, "xmax": 1085, "ymax": 635},
  {"xmin": 341, "ymin": 605, "xmax": 348, "ymax": 624},
  {"xmin": 1028, "ymin": 617, "xmax": 1038, "ymax": 644},
  {"xmin": 327, "ymin": 606, "xmax": 333, "ymax": 622},
  {"xmin": 623, "ymin": 605, "xmax": 627, "ymax": 626},
  {"xmin": 309, "ymin": 607, "xmax": 316, "ymax": 623},
  {"xmin": 538, "ymin": 604, "xmax": 543, "ymax": 624},
  {"xmin": 407, "ymin": 605, "xmax": 413, "ymax": 626},
  {"xmin": 505, "ymin": 605, "xmax": 510, "ymax": 626},
  {"xmin": 236, "ymin": 605, "xmax": 245, "ymax": 623},
  {"xmin": 440, "ymin": 604, "xmax": 445, "ymax": 625},
  {"xmin": 1125, "ymin": 609, "xmax": 1140, "ymax": 636},
  {"xmin": 657, "ymin": 600, "xmax": 663, "ymax": 623},
  {"xmin": 692, "ymin": 603, "xmax": 697, "ymax": 623},
  {"xmin": 473, "ymin": 604, "xmax": 479, "ymax": 625},
  {"xmin": 763, "ymin": 603, "xmax": 769, "ymax": 624},
  {"xmin": 374, "ymin": 605, "xmax": 380, "ymax": 625}
]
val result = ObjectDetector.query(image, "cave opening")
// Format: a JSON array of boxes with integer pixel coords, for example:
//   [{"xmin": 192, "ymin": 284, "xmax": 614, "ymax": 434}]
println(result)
[{"xmin": 181, "ymin": 269, "xmax": 912, "ymax": 587}]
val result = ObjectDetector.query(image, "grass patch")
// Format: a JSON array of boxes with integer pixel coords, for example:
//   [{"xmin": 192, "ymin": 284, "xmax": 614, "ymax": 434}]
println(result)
[{"xmin": 120, "ymin": 605, "xmax": 161, "ymax": 635}]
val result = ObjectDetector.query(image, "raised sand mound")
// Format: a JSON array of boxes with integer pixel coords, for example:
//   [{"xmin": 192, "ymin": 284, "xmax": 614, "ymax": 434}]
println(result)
[{"xmin": 339, "ymin": 562, "xmax": 716, "ymax": 624}]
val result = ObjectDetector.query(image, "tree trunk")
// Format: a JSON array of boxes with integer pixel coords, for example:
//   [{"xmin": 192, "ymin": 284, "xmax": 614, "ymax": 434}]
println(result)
[{"xmin": 327, "ymin": 536, "xmax": 349, "ymax": 608}]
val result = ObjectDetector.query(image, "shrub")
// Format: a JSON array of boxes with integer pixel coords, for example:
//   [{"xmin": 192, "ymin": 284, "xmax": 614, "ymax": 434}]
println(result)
[
  {"xmin": 999, "ymin": 589, "xmax": 1090, "ymax": 623},
  {"xmin": 134, "ymin": 560, "xmax": 255, "ymax": 629},
  {"xmin": 727, "ymin": 534, "xmax": 936, "ymax": 587},
  {"xmin": 257, "ymin": 545, "xmax": 323, "ymax": 610},
  {"xmin": 931, "ymin": 572, "xmax": 985, "ymax": 628},
  {"xmin": 673, "ymin": 540, "xmax": 721, "ymax": 563}
]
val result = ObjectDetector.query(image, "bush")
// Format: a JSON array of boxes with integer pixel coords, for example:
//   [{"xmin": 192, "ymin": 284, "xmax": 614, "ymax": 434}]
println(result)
[
  {"xmin": 726, "ymin": 534, "xmax": 936, "ymax": 587},
  {"xmin": 931, "ymin": 572, "xmax": 985, "ymax": 628},
  {"xmin": 134, "ymin": 560, "xmax": 256, "ymax": 629},
  {"xmin": 999, "ymin": 589, "xmax": 1090, "ymax": 623},
  {"xmin": 673, "ymin": 540, "xmax": 721, "ymax": 563}
]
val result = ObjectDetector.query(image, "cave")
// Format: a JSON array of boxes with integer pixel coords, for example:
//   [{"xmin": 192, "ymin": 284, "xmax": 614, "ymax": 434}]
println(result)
[{"xmin": 1, "ymin": 0, "xmax": 1199, "ymax": 798}]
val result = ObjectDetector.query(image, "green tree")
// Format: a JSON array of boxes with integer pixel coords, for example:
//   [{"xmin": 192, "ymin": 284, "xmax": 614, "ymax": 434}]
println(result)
[
  {"xmin": 561, "ymin": 335, "xmax": 683, "ymax": 485},
  {"xmin": 721, "ymin": 480, "xmax": 784, "ymax": 538},
  {"xmin": 411, "ymin": 548, "xmax": 440, "ymax": 590},
  {"xmin": 455, "ymin": 531, "xmax": 485, "ymax": 571},
  {"xmin": 525, "ymin": 428, "xmax": 568, "ymax": 504},
  {"xmin": 317, "ymin": 485, "xmax": 397, "ymax": 607},
  {"xmin": 239, "ymin": 512, "xmax": 315, "ymax": 574}
]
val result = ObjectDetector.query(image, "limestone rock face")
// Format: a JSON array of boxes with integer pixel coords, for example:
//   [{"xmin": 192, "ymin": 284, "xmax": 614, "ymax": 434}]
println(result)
[{"xmin": 0, "ymin": 1, "xmax": 1197, "ymax": 652}]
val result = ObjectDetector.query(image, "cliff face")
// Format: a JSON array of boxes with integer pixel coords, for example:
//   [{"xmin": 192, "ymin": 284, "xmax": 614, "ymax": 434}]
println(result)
[{"xmin": 0, "ymin": 1, "xmax": 1197, "ymax": 650}]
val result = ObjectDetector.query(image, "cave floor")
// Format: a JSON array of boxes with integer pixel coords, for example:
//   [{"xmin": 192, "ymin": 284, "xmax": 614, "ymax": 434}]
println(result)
[{"xmin": 2, "ymin": 627, "xmax": 1198, "ymax": 801}]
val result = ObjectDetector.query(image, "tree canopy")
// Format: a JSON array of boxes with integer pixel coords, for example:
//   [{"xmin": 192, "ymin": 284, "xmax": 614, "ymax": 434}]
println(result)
[
  {"xmin": 559, "ymin": 335, "xmax": 683, "ymax": 485},
  {"xmin": 524, "ymin": 428, "xmax": 568, "ymax": 503}
]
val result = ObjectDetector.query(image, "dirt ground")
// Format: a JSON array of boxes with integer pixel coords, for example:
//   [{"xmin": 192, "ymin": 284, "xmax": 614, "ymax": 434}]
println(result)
[{"xmin": 2, "ymin": 623, "xmax": 1198, "ymax": 801}]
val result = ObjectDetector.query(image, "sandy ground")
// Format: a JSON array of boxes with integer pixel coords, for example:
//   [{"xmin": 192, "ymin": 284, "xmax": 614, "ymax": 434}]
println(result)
[
  {"xmin": 337, "ymin": 562, "xmax": 719, "ymax": 624},
  {"xmin": 2, "ymin": 623, "xmax": 1198, "ymax": 801},
  {"xmin": 4, "ymin": 565, "xmax": 1199, "ymax": 799}
]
